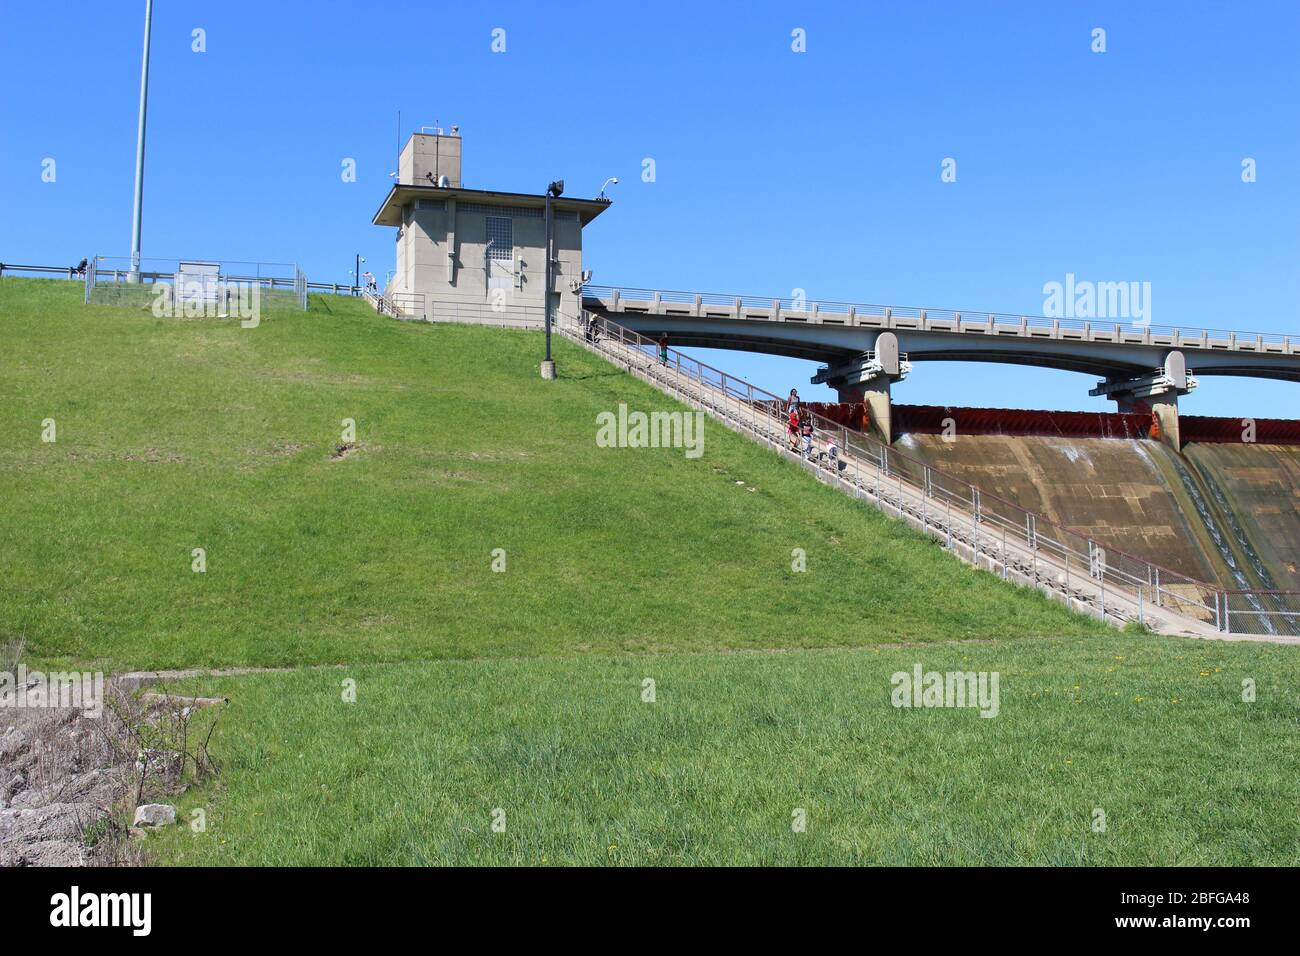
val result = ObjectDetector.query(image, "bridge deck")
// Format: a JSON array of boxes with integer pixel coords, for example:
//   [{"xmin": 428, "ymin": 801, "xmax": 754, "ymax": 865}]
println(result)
[{"xmin": 582, "ymin": 286, "xmax": 1300, "ymax": 382}]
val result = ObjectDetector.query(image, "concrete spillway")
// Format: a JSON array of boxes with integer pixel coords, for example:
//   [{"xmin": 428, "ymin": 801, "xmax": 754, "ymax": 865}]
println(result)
[
  {"xmin": 1182, "ymin": 442, "xmax": 1300, "ymax": 592},
  {"xmin": 888, "ymin": 430, "xmax": 1300, "ymax": 596}
]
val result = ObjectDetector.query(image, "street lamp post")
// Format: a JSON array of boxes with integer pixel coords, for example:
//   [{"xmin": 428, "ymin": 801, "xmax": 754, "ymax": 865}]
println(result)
[
  {"xmin": 354, "ymin": 254, "xmax": 365, "ymax": 295},
  {"xmin": 128, "ymin": 0, "xmax": 154, "ymax": 283},
  {"xmin": 541, "ymin": 180, "xmax": 563, "ymax": 381}
]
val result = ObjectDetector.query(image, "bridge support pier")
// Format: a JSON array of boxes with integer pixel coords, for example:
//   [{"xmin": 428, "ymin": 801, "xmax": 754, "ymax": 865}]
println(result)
[
  {"xmin": 812, "ymin": 332, "xmax": 910, "ymax": 444},
  {"xmin": 1089, "ymin": 350, "xmax": 1197, "ymax": 452},
  {"xmin": 841, "ymin": 380, "xmax": 895, "ymax": 444}
]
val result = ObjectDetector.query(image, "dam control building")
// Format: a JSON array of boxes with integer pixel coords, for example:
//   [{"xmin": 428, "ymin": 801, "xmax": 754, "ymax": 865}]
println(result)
[{"xmin": 371, "ymin": 127, "xmax": 611, "ymax": 327}]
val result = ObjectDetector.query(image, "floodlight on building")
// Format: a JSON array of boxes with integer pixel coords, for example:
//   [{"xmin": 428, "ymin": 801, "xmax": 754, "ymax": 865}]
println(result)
[{"xmin": 597, "ymin": 177, "xmax": 618, "ymax": 201}]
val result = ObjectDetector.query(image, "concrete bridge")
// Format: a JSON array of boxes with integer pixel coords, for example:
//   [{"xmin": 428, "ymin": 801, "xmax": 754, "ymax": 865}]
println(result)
[{"xmin": 580, "ymin": 285, "xmax": 1300, "ymax": 449}]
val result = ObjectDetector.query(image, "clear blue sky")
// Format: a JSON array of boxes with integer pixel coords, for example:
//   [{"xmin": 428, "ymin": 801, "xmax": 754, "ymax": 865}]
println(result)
[{"xmin": 2, "ymin": 0, "xmax": 1297, "ymax": 415}]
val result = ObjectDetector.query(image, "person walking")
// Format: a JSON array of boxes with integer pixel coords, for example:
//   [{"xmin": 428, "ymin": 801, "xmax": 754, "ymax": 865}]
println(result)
[
  {"xmin": 825, "ymin": 432, "xmax": 840, "ymax": 471},
  {"xmin": 658, "ymin": 335, "xmax": 669, "ymax": 366},
  {"xmin": 788, "ymin": 406, "xmax": 801, "ymax": 452},
  {"xmin": 800, "ymin": 415, "xmax": 815, "ymax": 458}
]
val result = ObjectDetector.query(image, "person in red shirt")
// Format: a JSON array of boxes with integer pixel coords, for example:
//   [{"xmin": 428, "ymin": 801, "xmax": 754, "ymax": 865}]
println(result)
[{"xmin": 788, "ymin": 406, "xmax": 800, "ymax": 452}]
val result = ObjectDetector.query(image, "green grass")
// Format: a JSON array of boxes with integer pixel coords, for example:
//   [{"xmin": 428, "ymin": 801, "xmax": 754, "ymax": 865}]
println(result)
[
  {"xmin": 8, "ymin": 277, "xmax": 1293, "ymax": 867},
  {"xmin": 0, "ymin": 278, "xmax": 1104, "ymax": 672},
  {"xmin": 149, "ymin": 632, "xmax": 1299, "ymax": 865}
]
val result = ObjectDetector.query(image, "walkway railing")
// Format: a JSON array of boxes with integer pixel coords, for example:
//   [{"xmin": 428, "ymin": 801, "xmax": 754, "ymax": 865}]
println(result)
[
  {"xmin": 564, "ymin": 311, "xmax": 1300, "ymax": 638},
  {"xmin": 582, "ymin": 284, "xmax": 1298, "ymax": 353}
]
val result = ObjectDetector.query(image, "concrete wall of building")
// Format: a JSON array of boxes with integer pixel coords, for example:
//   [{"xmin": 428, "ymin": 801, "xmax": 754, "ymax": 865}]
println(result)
[
  {"xmin": 399, "ymin": 133, "xmax": 462, "ymax": 188},
  {"xmin": 394, "ymin": 199, "xmax": 584, "ymax": 321}
]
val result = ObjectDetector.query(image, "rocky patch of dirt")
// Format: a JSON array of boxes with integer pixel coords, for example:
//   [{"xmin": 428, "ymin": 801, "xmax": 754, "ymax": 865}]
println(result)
[
  {"xmin": 331, "ymin": 442, "xmax": 361, "ymax": 460},
  {"xmin": 2, "ymin": 647, "xmax": 224, "ymax": 867},
  {"xmin": 0, "ymin": 703, "xmax": 131, "ymax": 866}
]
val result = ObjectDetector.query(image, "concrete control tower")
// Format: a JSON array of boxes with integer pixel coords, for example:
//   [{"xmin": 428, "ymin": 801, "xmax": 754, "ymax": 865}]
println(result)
[{"xmin": 372, "ymin": 127, "xmax": 611, "ymax": 325}]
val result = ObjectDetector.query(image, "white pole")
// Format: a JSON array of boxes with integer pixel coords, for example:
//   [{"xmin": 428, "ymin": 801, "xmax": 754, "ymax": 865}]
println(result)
[{"xmin": 129, "ymin": 0, "xmax": 153, "ymax": 282}]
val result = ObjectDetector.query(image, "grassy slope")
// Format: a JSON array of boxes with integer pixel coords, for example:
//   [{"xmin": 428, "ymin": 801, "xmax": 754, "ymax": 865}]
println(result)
[
  {"xmin": 3, "ymin": 279, "xmax": 1295, "ymax": 867},
  {"xmin": 151, "ymin": 633, "xmax": 1299, "ymax": 865},
  {"xmin": 0, "ymin": 279, "xmax": 1104, "ymax": 671}
]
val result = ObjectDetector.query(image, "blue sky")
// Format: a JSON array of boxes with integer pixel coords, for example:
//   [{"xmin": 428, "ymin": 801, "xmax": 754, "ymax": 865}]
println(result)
[{"xmin": 2, "ymin": 0, "xmax": 1297, "ymax": 414}]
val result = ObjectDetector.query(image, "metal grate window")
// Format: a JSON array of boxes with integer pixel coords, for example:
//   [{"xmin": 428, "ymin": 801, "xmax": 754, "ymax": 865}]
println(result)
[
  {"xmin": 462, "ymin": 202, "xmax": 541, "ymax": 218},
  {"xmin": 485, "ymin": 216, "xmax": 513, "ymax": 260}
]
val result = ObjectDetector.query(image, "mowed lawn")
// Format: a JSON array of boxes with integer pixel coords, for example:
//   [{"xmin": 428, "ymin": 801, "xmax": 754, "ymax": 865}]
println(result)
[
  {"xmin": 151, "ymin": 633, "xmax": 1299, "ymax": 866},
  {"xmin": 4, "ymin": 279, "xmax": 1296, "ymax": 867},
  {"xmin": 1, "ymin": 278, "xmax": 1105, "ymax": 672}
]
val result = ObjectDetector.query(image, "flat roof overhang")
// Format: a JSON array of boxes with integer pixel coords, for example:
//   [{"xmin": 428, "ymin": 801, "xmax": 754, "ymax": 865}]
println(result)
[{"xmin": 371, "ymin": 184, "xmax": 612, "ymax": 227}]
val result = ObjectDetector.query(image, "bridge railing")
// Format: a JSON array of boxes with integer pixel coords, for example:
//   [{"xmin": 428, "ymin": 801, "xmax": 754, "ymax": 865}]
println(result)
[
  {"xmin": 572, "ymin": 311, "xmax": 1297, "ymax": 637},
  {"xmin": 582, "ymin": 284, "xmax": 1297, "ymax": 352}
]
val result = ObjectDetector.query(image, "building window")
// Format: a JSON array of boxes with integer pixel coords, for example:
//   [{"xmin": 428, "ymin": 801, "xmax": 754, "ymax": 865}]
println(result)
[{"xmin": 486, "ymin": 216, "xmax": 512, "ymax": 260}]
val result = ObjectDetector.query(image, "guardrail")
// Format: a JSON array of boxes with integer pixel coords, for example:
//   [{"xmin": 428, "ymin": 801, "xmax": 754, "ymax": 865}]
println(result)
[
  {"xmin": 1, "ymin": 260, "xmax": 362, "ymax": 297},
  {"xmin": 582, "ymin": 284, "xmax": 1298, "ymax": 353},
  {"xmin": 566, "ymin": 311, "xmax": 1300, "ymax": 638},
  {"xmin": 0, "ymin": 262, "xmax": 90, "ymax": 280}
]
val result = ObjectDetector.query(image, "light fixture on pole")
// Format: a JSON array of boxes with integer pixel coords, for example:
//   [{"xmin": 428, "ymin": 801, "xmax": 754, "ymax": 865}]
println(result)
[
  {"xmin": 597, "ymin": 177, "xmax": 618, "ymax": 201},
  {"xmin": 354, "ymin": 254, "xmax": 366, "ymax": 295},
  {"xmin": 128, "ymin": 0, "xmax": 154, "ymax": 283},
  {"xmin": 540, "ymin": 180, "xmax": 563, "ymax": 381}
]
